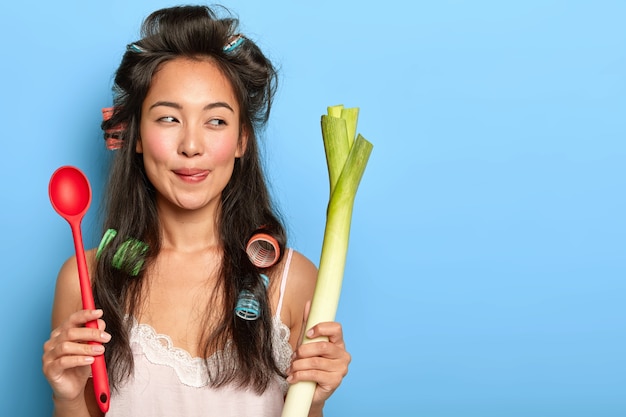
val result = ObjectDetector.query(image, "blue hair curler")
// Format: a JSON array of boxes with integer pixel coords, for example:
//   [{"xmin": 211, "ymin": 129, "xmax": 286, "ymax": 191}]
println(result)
[
  {"xmin": 223, "ymin": 34, "xmax": 245, "ymax": 53},
  {"xmin": 235, "ymin": 274, "xmax": 269, "ymax": 321}
]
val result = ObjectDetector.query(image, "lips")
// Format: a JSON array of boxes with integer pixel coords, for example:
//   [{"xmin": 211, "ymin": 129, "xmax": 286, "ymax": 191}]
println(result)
[{"xmin": 173, "ymin": 168, "xmax": 210, "ymax": 182}]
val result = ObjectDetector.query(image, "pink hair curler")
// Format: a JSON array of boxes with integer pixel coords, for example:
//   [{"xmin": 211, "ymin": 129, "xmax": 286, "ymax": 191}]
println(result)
[
  {"xmin": 246, "ymin": 231, "xmax": 280, "ymax": 268},
  {"xmin": 102, "ymin": 107, "xmax": 125, "ymax": 150}
]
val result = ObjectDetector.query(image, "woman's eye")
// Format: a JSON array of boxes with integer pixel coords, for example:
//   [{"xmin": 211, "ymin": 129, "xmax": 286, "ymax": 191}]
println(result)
[
  {"xmin": 208, "ymin": 119, "xmax": 226, "ymax": 126},
  {"xmin": 158, "ymin": 116, "xmax": 178, "ymax": 123}
]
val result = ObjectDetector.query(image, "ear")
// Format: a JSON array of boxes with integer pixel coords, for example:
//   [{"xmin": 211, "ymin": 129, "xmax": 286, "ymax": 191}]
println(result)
[
  {"xmin": 236, "ymin": 126, "xmax": 248, "ymax": 158},
  {"xmin": 136, "ymin": 137, "xmax": 143, "ymax": 154}
]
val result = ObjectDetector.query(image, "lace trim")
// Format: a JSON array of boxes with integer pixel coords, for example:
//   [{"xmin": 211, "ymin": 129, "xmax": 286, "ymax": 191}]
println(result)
[
  {"xmin": 129, "ymin": 316, "xmax": 292, "ymax": 388},
  {"xmin": 271, "ymin": 316, "xmax": 293, "ymax": 374}
]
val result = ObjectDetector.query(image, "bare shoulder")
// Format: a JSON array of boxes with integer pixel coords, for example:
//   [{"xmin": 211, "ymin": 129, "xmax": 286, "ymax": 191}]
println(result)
[
  {"xmin": 285, "ymin": 250, "xmax": 318, "ymax": 285},
  {"xmin": 51, "ymin": 249, "xmax": 98, "ymax": 328}
]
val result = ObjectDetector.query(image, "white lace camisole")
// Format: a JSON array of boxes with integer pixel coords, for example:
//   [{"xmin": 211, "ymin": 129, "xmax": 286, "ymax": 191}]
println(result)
[{"xmin": 106, "ymin": 249, "xmax": 295, "ymax": 417}]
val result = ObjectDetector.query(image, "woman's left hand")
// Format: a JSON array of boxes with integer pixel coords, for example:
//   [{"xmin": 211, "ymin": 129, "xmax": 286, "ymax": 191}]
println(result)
[{"xmin": 287, "ymin": 321, "xmax": 351, "ymax": 411}]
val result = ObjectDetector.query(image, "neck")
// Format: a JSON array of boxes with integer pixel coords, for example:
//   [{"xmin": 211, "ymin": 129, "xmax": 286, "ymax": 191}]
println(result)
[{"xmin": 156, "ymin": 197, "xmax": 221, "ymax": 253}]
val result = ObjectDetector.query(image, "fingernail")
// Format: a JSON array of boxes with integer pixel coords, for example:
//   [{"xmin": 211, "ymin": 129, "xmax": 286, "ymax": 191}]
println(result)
[
  {"xmin": 94, "ymin": 309, "xmax": 103, "ymax": 315},
  {"xmin": 93, "ymin": 345, "xmax": 105, "ymax": 354},
  {"xmin": 306, "ymin": 329, "xmax": 314, "ymax": 338},
  {"xmin": 101, "ymin": 333, "xmax": 112, "ymax": 342},
  {"xmin": 85, "ymin": 356, "xmax": 95, "ymax": 363}
]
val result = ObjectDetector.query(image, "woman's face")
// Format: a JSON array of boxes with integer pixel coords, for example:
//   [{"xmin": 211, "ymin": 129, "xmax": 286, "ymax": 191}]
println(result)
[{"xmin": 138, "ymin": 57, "xmax": 246, "ymax": 214}]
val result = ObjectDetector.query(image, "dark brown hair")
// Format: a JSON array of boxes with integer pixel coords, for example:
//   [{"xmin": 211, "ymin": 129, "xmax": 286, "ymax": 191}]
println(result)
[{"xmin": 95, "ymin": 5, "xmax": 285, "ymax": 393}]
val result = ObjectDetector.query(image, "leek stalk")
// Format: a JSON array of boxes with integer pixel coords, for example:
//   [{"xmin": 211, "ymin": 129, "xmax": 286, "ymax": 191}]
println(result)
[{"xmin": 281, "ymin": 105, "xmax": 373, "ymax": 417}]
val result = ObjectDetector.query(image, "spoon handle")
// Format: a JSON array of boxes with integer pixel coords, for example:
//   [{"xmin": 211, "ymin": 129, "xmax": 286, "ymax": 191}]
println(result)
[
  {"xmin": 70, "ymin": 221, "xmax": 111, "ymax": 413},
  {"xmin": 86, "ymin": 330, "xmax": 110, "ymax": 412}
]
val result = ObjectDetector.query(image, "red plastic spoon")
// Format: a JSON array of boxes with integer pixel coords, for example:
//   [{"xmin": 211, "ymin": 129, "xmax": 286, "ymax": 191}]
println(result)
[{"xmin": 48, "ymin": 166, "xmax": 110, "ymax": 413}]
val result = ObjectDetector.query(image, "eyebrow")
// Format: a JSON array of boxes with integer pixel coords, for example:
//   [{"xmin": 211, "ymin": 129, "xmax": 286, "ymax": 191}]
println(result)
[{"xmin": 148, "ymin": 101, "xmax": 235, "ymax": 113}]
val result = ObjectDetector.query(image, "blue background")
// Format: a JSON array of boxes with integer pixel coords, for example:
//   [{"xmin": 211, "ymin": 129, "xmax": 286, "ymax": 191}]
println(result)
[{"xmin": 1, "ymin": 1, "xmax": 624, "ymax": 416}]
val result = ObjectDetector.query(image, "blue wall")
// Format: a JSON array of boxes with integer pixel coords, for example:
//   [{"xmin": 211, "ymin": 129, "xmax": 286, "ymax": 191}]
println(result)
[{"xmin": 1, "ymin": 1, "xmax": 624, "ymax": 416}]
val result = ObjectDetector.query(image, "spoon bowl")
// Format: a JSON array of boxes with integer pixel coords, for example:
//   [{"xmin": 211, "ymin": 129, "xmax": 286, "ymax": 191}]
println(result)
[{"xmin": 49, "ymin": 166, "xmax": 91, "ymax": 218}]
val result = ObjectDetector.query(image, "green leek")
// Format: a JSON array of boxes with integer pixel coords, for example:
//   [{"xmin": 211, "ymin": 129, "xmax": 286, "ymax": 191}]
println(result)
[{"xmin": 281, "ymin": 105, "xmax": 373, "ymax": 416}]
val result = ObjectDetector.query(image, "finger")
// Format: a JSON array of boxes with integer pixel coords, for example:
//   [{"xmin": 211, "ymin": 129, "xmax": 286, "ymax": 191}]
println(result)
[
  {"xmin": 303, "ymin": 300, "xmax": 311, "ymax": 323},
  {"xmin": 288, "ymin": 352, "xmax": 350, "ymax": 389},
  {"xmin": 287, "ymin": 367, "xmax": 345, "ymax": 390},
  {"xmin": 68, "ymin": 309, "xmax": 105, "ymax": 328},
  {"xmin": 96, "ymin": 318, "xmax": 107, "ymax": 332},
  {"xmin": 43, "ymin": 339, "xmax": 104, "ymax": 381},
  {"xmin": 43, "ymin": 325, "xmax": 108, "ymax": 358},
  {"xmin": 44, "ymin": 353, "xmax": 95, "ymax": 380},
  {"xmin": 49, "ymin": 350, "xmax": 97, "ymax": 368},
  {"xmin": 291, "ymin": 339, "xmax": 351, "ymax": 385},
  {"xmin": 290, "ymin": 354, "xmax": 340, "ymax": 373},
  {"xmin": 305, "ymin": 322, "xmax": 345, "ymax": 346},
  {"xmin": 49, "ymin": 339, "xmax": 106, "ymax": 359},
  {"xmin": 62, "ymin": 326, "xmax": 111, "ymax": 345},
  {"xmin": 50, "ymin": 309, "xmax": 104, "ymax": 339},
  {"xmin": 296, "ymin": 300, "xmax": 312, "ymax": 348},
  {"xmin": 52, "ymin": 309, "xmax": 110, "ymax": 343},
  {"xmin": 294, "ymin": 339, "xmax": 344, "ymax": 360}
]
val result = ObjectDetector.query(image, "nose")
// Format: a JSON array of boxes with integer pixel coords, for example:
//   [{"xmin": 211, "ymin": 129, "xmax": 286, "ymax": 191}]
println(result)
[{"xmin": 178, "ymin": 125, "xmax": 204, "ymax": 157}]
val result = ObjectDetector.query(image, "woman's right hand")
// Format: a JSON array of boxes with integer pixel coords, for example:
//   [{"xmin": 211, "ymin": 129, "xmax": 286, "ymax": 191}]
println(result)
[{"xmin": 42, "ymin": 309, "xmax": 111, "ymax": 405}]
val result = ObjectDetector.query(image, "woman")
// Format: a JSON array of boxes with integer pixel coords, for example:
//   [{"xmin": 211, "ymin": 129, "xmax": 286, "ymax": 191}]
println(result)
[{"xmin": 42, "ymin": 5, "xmax": 350, "ymax": 417}]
